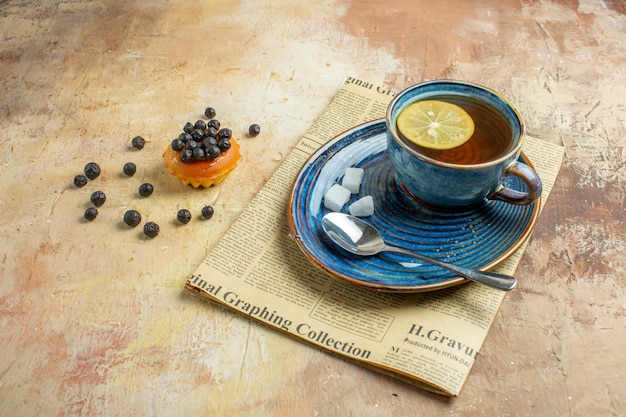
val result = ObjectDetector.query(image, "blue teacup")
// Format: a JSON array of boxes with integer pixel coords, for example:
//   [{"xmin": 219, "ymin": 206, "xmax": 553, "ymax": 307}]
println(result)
[{"xmin": 386, "ymin": 80, "xmax": 542, "ymax": 208}]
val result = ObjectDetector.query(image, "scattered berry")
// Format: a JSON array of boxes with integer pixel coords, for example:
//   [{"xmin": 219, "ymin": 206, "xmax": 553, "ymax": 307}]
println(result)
[
  {"xmin": 123, "ymin": 210, "xmax": 142, "ymax": 227},
  {"xmin": 248, "ymin": 124, "xmax": 261, "ymax": 137},
  {"xmin": 201, "ymin": 205, "xmax": 215, "ymax": 219},
  {"xmin": 131, "ymin": 135, "xmax": 146, "ymax": 150},
  {"xmin": 143, "ymin": 221, "xmax": 160, "ymax": 238},
  {"xmin": 123, "ymin": 162, "xmax": 137, "ymax": 177},
  {"xmin": 74, "ymin": 174, "xmax": 88, "ymax": 188},
  {"xmin": 138, "ymin": 183, "xmax": 154, "ymax": 197},
  {"xmin": 177, "ymin": 209, "xmax": 192, "ymax": 224},
  {"xmin": 204, "ymin": 107, "xmax": 216, "ymax": 119},
  {"xmin": 84, "ymin": 162, "xmax": 101, "ymax": 179},
  {"xmin": 84, "ymin": 207, "xmax": 98, "ymax": 221},
  {"xmin": 90, "ymin": 191, "xmax": 106, "ymax": 207}
]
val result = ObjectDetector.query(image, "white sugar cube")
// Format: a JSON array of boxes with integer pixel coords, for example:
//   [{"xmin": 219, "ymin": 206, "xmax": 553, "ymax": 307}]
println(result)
[
  {"xmin": 348, "ymin": 195, "xmax": 374, "ymax": 217},
  {"xmin": 342, "ymin": 167, "xmax": 364, "ymax": 194},
  {"xmin": 324, "ymin": 184, "xmax": 351, "ymax": 211}
]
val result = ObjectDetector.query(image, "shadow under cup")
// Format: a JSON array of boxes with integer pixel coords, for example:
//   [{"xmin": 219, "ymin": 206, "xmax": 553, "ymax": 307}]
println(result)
[{"xmin": 386, "ymin": 80, "xmax": 542, "ymax": 208}]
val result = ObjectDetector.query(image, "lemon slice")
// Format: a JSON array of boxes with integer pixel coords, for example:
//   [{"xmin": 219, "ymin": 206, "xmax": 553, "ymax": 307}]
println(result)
[{"xmin": 397, "ymin": 100, "xmax": 475, "ymax": 150}]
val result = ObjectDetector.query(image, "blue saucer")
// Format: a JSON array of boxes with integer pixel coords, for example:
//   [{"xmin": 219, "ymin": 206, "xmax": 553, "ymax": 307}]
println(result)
[{"xmin": 288, "ymin": 119, "xmax": 540, "ymax": 292}]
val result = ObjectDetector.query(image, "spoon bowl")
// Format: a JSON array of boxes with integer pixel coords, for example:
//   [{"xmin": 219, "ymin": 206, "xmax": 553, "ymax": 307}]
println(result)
[{"xmin": 321, "ymin": 212, "xmax": 517, "ymax": 291}]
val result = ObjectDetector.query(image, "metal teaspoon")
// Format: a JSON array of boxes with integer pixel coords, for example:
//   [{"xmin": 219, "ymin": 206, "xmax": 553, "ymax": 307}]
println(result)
[{"xmin": 321, "ymin": 212, "xmax": 517, "ymax": 291}]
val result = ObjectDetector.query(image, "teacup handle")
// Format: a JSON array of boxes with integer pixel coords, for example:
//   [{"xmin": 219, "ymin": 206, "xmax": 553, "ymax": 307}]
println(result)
[{"xmin": 491, "ymin": 161, "xmax": 543, "ymax": 205}]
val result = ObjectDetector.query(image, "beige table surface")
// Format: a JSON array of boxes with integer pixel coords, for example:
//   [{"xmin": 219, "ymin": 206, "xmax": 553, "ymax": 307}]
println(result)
[{"xmin": 1, "ymin": 0, "xmax": 625, "ymax": 416}]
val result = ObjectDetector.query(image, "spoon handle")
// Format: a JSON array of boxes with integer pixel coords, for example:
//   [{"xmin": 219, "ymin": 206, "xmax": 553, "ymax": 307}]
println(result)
[{"xmin": 385, "ymin": 246, "xmax": 517, "ymax": 291}]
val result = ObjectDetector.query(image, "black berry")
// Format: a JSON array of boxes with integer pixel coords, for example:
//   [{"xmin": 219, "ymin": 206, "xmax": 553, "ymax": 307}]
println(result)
[
  {"xmin": 185, "ymin": 140, "xmax": 199, "ymax": 151},
  {"xmin": 123, "ymin": 210, "xmax": 142, "ymax": 227},
  {"xmin": 143, "ymin": 221, "xmax": 160, "ymax": 238},
  {"xmin": 204, "ymin": 127, "xmax": 218, "ymax": 138},
  {"xmin": 84, "ymin": 162, "xmax": 101, "ymax": 179},
  {"xmin": 202, "ymin": 137, "xmax": 218, "ymax": 149},
  {"xmin": 84, "ymin": 207, "xmax": 98, "ymax": 221},
  {"xmin": 183, "ymin": 122, "xmax": 194, "ymax": 134},
  {"xmin": 207, "ymin": 119, "xmax": 220, "ymax": 131},
  {"xmin": 169, "ymin": 115, "xmax": 236, "ymax": 168},
  {"xmin": 248, "ymin": 124, "xmax": 261, "ymax": 137},
  {"xmin": 192, "ymin": 148, "xmax": 205, "ymax": 161},
  {"xmin": 177, "ymin": 209, "xmax": 192, "ymax": 224},
  {"xmin": 218, "ymin": 138, "xmax": 231, "ymax": 151},
  {"xmin": 217, "ymin": 128, "xmax": 232, "ymax": 140},
  {"xmin": 171, "ymin": 139, "xmax": 184, "ymax": 152},
  {"xmin": 123, "ymin": 162, "xmax": 136, "ymax": 177},
  {"xmin": 90, "ymin": 191, "xmax": 106, "ymax": 207},
  {"xmin": 138, "ymin": 183, "xmax": 154, "ymax": 197},
  {"xmin": 179, "ymin": 149, "xmax": 193, "ymax": 162},
  {"xmin": 74, "ymin": 174, "xmax": 88, "ymax": 188},
  {"xmin": 191, "ymin": 129, "xmax": 204, "ymax": 142},
  {"xmin": 204, "ymin": 107, "xmax": 216, "ymax": 119},
  {"xmin": 205, "ymin": 144, "xmax": 221, "ymax": 160},
  {"xmin": 201, "ymin": 205, "xmax": 214, "ymax": 219},
  {"xmin": 131, "ymin": 135, "xmax": 146, "ymax": 150},
  {"xmin": 194, "ymin": 120, "xmax": 207, "ymax": 131}
]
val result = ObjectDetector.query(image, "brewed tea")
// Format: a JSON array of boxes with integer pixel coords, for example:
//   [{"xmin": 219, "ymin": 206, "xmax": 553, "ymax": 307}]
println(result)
[{"xmin": 398, "ymin": 95, "xmax": 513, "ymax": 165}]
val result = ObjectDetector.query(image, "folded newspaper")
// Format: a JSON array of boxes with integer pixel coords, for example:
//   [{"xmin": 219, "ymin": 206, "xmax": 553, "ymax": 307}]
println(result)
[{"xmin": 185, "ymin": 77, "xmax": 565, "ymax": 396}]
